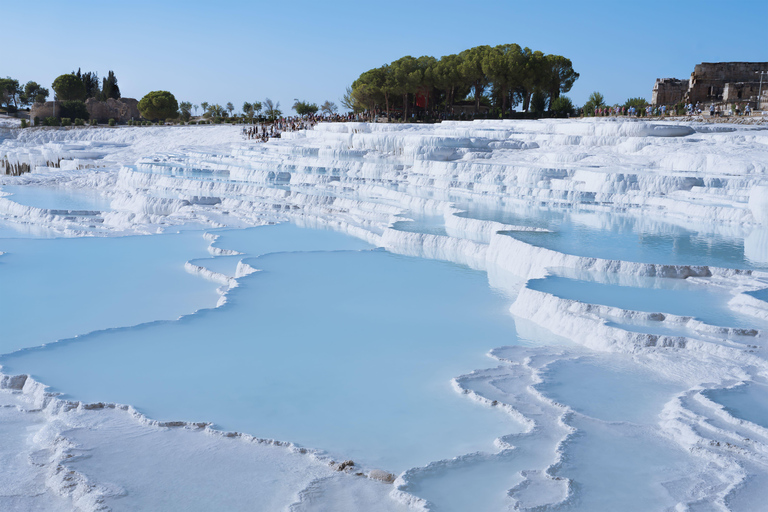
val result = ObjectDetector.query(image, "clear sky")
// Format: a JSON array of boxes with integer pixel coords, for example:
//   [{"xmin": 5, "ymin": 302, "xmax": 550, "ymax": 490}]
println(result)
[{"xmin": 5, "ymin": 0, "xmax": 768, "ymax": 114}]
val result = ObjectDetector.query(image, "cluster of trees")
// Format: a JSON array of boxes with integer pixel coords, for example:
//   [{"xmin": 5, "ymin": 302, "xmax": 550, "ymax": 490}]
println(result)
[
  {"xmin": 344, "ymin": 44, "xmax": 579, "ymax": 118},
  {"xmin": 292, "ymin": 99, "xmax": 338, "ymax": 116},
  {"xmin": 51, "ymin": 69, "xmax": 120, "ymax": 102},
  {"xmin": 581, "ymin": 92, "xmax": 651, "ymax": 115},
  {"xmin": 1, "ymin": 77, "xmax": 49, "ymax": 111}
]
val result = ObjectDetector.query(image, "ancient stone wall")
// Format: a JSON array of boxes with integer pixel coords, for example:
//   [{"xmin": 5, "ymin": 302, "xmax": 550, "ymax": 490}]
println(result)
[
  {"xmin": 30, "ymin": 98, "xmax": 141, "ymax": 123},
  {"xmin": 652, "ymin": 78, "xmax": 688, "ymax": 106},
  {"xmin": 652, "ymin": 62, "xmax": 768, "ymax": 108},
  {"xmin": 687, "ymin": 62, "xmax": 768, "ymax": 105},
  {"xmin": 86, "ymin": 98, "xmax": 141, "ymax": 123},
  {"xmin": 722, "ymin": 82, "xmax": 762, "ymax": 103}
]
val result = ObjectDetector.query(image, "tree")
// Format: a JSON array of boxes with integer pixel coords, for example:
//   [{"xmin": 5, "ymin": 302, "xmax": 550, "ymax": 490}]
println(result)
[
  {"xmin": 530, "ymin": 89, "xmax": 548, "ymax": 113},
  {"xmin": 623, "ymin": 97, "xmax": 648, "ymax": 109},
  {"xmin": 226, "ymin": 102, "xmax": 235, "ymax": 116},
  {"xmin": 22, "ymin": 81, "xmax": 49, "ymax": 105},
  {"xmin": 320, "ymin": 100, "xmax": 337, "ymax": 115},
  {"xmin": 101, "ymin": 71, "xmax": 120, "ymax": 100},
  {"xmin": 52, "ymin": 74, "xmax": 86, "ymax": 101},
  {"xmin": 79, "ymin": 71, "xmax": 100, "ymax": 99},
  {"xmin": 583, "ymin": 91, "xmax": 606, "ymax": 115},
  {"xmin": 193, "ymin": 104, "xmax": 199, "ymax": 115},
  {"xmin": 59, "ymin": 100, "xmax": 89, "ymax": 120},
  {"xmin": 542, "ymin": 55, "xmax": 578, "ymax": 105},
  {"xmin": 201, "ymin": 102, "xmax": 209, "ymax": 115},
  {"xmin": 208, "ymin": 104, "xmax": 224, "ymax": 117},
  {"xmin": 263, "ymin": 98, "xmax": 281, "ymax": 120},
  {"xmin": 483, "ymin": 44, "xmax": 524, "ymax": 115},
  {"xmin": 550, "ymin": 96, "xmax": 574, "ymax": 116},
  {"xmin": 0, "ymin": 78, "xmax": 21, "ymax": 108},
  {"xmin": 390, "ymin": 55, "xmax": 422, "ymax": 119},
  {"xmin": 179, "ymin": 101, "xmax": 193, "ymax": 121},
  {"xmin": 242, "ymin": 101, "xmax": 252, "ymax": 117},
  {"xmin": 431, "ymin": 53, "xmax": 467, "ymax": 113},
  {"xmin": 251, "ymin": 101, "xmax": 262, "ymax": 115},
  {"xmin": 292, "ymin": 99, "xmax": 318, "ymax": 116},
  {"xmin": 138, "ymin": 90, "xmax": 179, "ymax": 120},
  {"xmin": 340, "ymin": 86, "xmax": 356, "ymax": 112},
  {"xmin": 457, "ymin": 46, "xmax": 491, "ymax": 113}
]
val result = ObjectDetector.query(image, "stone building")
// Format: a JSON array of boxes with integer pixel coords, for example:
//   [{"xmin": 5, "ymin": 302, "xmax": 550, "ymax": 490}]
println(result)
[
  {"xmin": 651, "ymin": 62, "xmax": 768, "ymax": 109},
  {"xmin": 30, "ymin": 98, "xmax": 142, "ymax": 123}
]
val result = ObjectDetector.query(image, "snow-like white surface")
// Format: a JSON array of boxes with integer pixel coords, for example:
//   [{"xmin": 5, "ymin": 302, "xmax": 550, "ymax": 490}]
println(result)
[{"xmin": 1, "ymin": 119, "xmax": 768, "ymax": 511}]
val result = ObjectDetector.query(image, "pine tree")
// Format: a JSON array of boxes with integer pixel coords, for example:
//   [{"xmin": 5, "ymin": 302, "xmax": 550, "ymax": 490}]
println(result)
[{"xmin": 101, "ymin": 71, "xmax": 120, "ymax": 100}]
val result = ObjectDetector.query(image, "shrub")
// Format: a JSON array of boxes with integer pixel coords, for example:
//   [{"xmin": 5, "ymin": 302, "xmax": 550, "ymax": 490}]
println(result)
[
  {"xmin": 59, "ymin": 100, "xmax": 89, "ymax": 121},
  {"xmin": 34, "ymin": 116, "xmax": 40, "ymax": 126},
  {"xmin": 74, "ymin": 118, "xmax": 85, "ymax": 126},
  {"xmin": 45, "ymin": 117, "xmax": 60, "ymax": 127},
  {"xmin": 213, "ymin": 117, "xmax": 223, "ymax": 124},
  {"xmin": 90, "ymin": 119, "xmax": 97, "ymax": 126},
  {"xmin": 61, "ymin": 117, "xmax": 72, "ymax": 126},
  {"xmin": 20, "ymin": 119, "xmax": 28, "ymax": 128},
  {"xmin": 108, "ymin": 118, "xmax": 116, "ymax": 126}
]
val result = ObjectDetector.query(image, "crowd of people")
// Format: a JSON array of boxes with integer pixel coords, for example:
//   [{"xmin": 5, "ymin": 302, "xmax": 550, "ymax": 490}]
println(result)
[
  {"xmin": 241, "ymin": 112, "xmax": 376, "ymax": 141},
  {"xmin": 592, "ymin": 101, "xmax": 756, "ymax": 118}
]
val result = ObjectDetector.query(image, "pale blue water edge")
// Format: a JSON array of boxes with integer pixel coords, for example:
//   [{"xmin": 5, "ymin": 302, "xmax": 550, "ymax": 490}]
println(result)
[
  {"xmin": 453, "ymin": 201, "xmax": 768, "ymax": 271},
  {"xmin": 0, "ymin": 231, "xmax": 220, "ymax": 353},
  {"xmin": 0, "ymin": 224, "xmax": 524, "ymax": 472},
  {"xmin": 705, "ymin": 382, "xmax": 768, "ymax": 429},
  {"xmin": 527, "ymin": 275, "xmax": 768, "ymax": 332},
  {"xmin": 536, "ymin": 355, "xmax": 685, "ymax": 424},
  {"xmin": 1, "ymin": 184, "xmax": 113, "ymax": 212}
]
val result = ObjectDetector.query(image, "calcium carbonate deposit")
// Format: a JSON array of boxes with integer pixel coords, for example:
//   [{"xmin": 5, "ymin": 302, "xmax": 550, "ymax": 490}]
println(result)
[{"xmin": 1, "ymin": 118, "xmax": 767, "ymax": 511}]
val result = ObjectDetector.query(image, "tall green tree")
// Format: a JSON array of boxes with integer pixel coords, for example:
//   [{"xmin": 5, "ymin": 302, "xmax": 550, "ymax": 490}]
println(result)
[
  {"xmin": 431, "ymin": 54, "xmax": 465, "ymax": 112},
  {"xmin": 138, "ymin": 90, "xmax": 179, "ymax": 120},
  {"xmin": 226, "ymin": 102, "xmax": 235, "ymax": 116},
  {"xmin": 80, "ymin": 71, "xmax": 100, "ymax": 99},
  {"xmin": 390, "ymin": 55, "xmax": 423, "ymax": 119},
  {"xmin": 179, "ymin": 101, "xmax": 193, "ymax": 121},
  {"xmin": 483, "ymin": 44, "xmax": 525, "ymax": 115},
  {"xmin": 292, "ymin": 99, "xmax": 318, "ymax": 116},
  {"xmin": 263, "ymin": 98, "xmax": 281, "ymax": 120},
  {"xmin": 519, "ymin": 49, "xmax": 547, "ymax": 112},
  {"xmin": 200, "ymin": 102, "xmax": 209, "ymax": 115},
  {"xmin": 52, "ymin": 74, "xmax": 86, "ymax": 101},
  {"xmin": 101, "ymin": 71, "xmax": 120, "ymax": 100},
  {"xmin": 22, "ymin": 81, "xmax": 49, "ymax": 105},
  {"xmin": 0, "ymin": 78, "xmax": 21, "ymax": 108},
  {"xmin": 542, "ymin": 55, "xmax": 579, "ymax": 105},
  {"xmin": 457, "ymin": 46, "xmax": 491, "ymax": 113}
]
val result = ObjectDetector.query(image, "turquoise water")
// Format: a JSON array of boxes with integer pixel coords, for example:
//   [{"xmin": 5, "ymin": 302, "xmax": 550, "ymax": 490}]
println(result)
[
  {"xmin": 453, "ymin": 200, "xmax": 767, "ymax": 270},
  {"xmin": 1, "ymin": 184, "xmax": 112, "ymax": 212},
  {"xmin": 537, "ymin": 355, "xmax": 685, "ymax": 424},
  {"xmin": 1, "ymin": 224, "xmax": 523, "ymax": 472},
  {"xmin": 0, "ymin": 231, "xmax": 219, "ymax": 353},
  {"xmin": 527, "ymin": 275, "xmax": 767, "ymax": 331},
  {"xmin": 705, "ymin": 382, "xmax": 768, "ymax": 429}
]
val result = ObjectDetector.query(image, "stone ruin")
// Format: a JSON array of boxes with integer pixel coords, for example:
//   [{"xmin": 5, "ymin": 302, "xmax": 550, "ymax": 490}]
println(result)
[
  {"xmin": 30, "ymin": 98, "xmax": 142, "ymax": 123},
  {"xmin": 652, "ymin": 62, "xmax": 768, "ymax": 110}
]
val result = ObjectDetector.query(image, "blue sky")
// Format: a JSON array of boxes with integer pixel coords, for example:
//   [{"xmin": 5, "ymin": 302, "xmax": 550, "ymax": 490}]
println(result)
[{"xmin": 5, "ymin": 0, "xmax": 767, "ymax": 114}]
